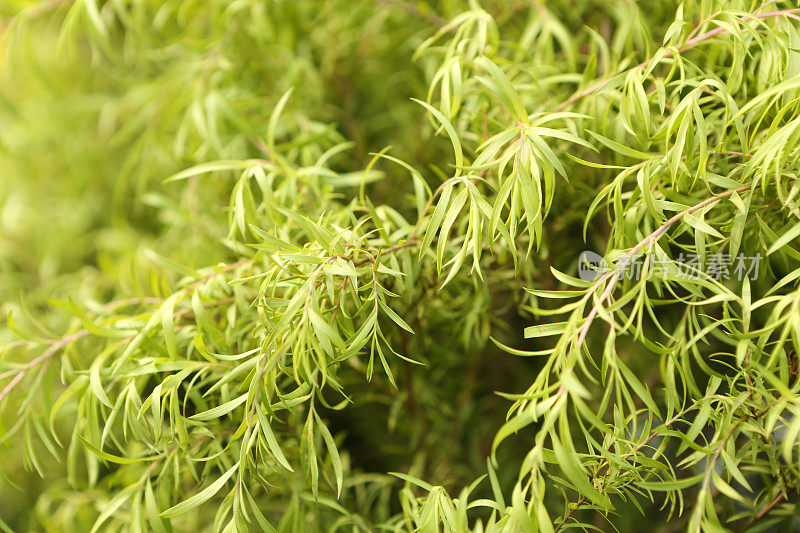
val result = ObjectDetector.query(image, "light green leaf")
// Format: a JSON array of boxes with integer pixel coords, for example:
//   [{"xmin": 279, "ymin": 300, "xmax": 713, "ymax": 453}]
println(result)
[{"xmin": 160, "ymin": 462, "xmax": 239, "ymax": 518}]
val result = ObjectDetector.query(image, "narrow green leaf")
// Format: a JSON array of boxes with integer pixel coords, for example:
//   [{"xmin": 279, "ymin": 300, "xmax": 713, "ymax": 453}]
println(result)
[{"xmin": 160, "ymin": 462, "xmax": 239, "ymax": 518}]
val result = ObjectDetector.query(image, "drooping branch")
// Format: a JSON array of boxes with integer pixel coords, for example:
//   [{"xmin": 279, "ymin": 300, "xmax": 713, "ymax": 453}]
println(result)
[
  {"xmin": 556, "ymin": 7, "xmax": 800, "ymax": 112},
  {"xmin": 575, "ymin": 182, "xmax": 756, "ymax": 348}
]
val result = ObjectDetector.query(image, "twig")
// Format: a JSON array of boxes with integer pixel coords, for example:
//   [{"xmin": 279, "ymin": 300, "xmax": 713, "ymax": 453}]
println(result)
[
  {"xmin": 689, "ymin": 403, "xmax": 775, "ymax": 529},
  {"xmin": 0, "ymin": 328, "xmax": 89, "ymax": 403},
  {"xmin": 575, "ymin": 182, "xmax": 755, "ymax": 349},
  {"xmin": 0, "ymin": 261, "xmax": 253, "ymax": 405},
  {"xmin": 554, "ymin": 496, "xmax": 587, "ymax": 533},
  {"xmin": 354, "ymin": 240, "xmax": 417, "ymax": 266},
  {"xmin": 556, "ymin": 8, "xmax": 800, "ymax": 112},
  {"xmin": 555, "ymin": 408, "xmax": 691, "ymax": 531},
  {"xmin": 736, "ymin": 493, "xmax": 787, "ymax": 533}
]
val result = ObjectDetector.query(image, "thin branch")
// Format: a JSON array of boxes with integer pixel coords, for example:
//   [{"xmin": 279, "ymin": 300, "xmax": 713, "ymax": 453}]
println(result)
[
  {"xmin": 554, "ymin": 496, "xmax": 587, "ymax": 533},
  {"xmin": 575, "ymin": 182, "xmax": 755, "ymax": 348},
  {"xmin": 354, "ymin": 240, "xmax": 417, "ymax": 266},
  {"xmin": 556, "ymin": 8, "xmax": 800, "ymax": 112},
  {"xmin": 0, "ymin": 328, "xmax": 88, "ymax": 404},
  {"xmin": 0, "ymin": 260, "xmax": 253, "ymax": 405},
  {"xmin": 736, "ymin": 493, "xmax": 787, "ymax": 533},
  {"xmin": 554, "ymin": 408, "xmax": 690, "ymax": 531}
]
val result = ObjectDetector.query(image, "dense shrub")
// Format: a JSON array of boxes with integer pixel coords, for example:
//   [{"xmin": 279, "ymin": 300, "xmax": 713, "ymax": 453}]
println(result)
[{"xmin": 2, "ymin": 1, "xmax": 800, "ymax": 531}]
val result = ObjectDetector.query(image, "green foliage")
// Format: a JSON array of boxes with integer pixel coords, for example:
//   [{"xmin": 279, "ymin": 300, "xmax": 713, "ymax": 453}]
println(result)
[{"xmin": 3, "ymin": 0, "xmax": 800, "ymax": 531}]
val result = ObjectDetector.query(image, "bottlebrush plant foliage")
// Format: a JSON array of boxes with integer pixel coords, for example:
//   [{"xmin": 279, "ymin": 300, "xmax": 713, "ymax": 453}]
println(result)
[{"xmin": 3, "ymin": 0, "xmax": 800, "ymax": 531}]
